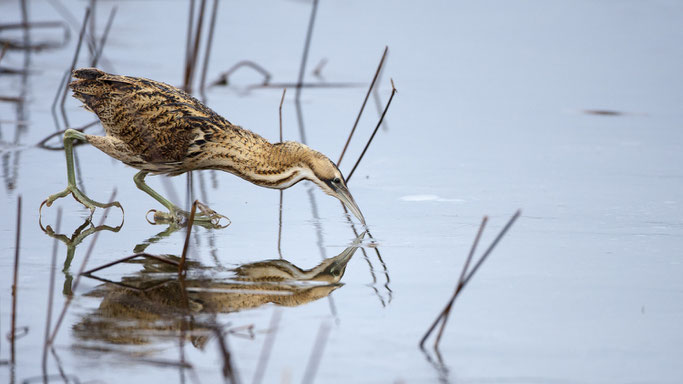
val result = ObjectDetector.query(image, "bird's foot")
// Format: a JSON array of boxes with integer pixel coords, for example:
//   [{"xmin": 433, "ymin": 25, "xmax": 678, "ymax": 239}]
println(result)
[
  {"xmin": 146, "ymin": 201, "xmax": 231, "ymax": 229},
  {"xmin": 40, "ymin": 184, "xmax": 124, "ymax": 219}
]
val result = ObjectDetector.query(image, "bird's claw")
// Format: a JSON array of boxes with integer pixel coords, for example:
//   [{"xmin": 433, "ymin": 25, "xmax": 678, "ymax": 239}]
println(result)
[
  {"xmin": 40, "ymin": 185, "xmax": 124, "ymax": 220},
  {"xmin": 146, "ymin": 202, "xmax": 231, "ymax": 229}
]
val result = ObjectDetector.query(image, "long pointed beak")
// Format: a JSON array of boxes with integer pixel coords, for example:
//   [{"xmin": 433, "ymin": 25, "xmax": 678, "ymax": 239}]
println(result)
[{"xmin": 334, "ymin": 184, "xmax": 366, "ymax": 224}]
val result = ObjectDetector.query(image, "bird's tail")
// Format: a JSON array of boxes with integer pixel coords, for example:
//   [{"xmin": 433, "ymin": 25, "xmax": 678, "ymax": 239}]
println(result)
[{"xmin": 72, "ymin": 67, "xmax": 106, "ymax": 80}]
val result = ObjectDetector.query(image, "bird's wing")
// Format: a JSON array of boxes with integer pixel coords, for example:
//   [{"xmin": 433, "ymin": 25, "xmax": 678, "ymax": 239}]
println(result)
[{"xmin": 69, "ymin": 68, "xmax": 235, "ymax": 164}]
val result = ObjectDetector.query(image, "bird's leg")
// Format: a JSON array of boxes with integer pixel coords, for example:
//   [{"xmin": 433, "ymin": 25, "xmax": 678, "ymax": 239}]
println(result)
[
  {"xmin": 134, "ymin": 171, "xmax": 230, "ymax": 228},
  {"xmin": 40, "ymin": 129, "xmax": 123, "ymax": 217}
]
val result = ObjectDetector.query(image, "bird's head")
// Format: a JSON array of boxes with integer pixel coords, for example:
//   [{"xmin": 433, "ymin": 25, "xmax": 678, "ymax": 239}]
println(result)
[{"xmin": 303, "ymin": 150, "xmax": 366, "ymax": 225}]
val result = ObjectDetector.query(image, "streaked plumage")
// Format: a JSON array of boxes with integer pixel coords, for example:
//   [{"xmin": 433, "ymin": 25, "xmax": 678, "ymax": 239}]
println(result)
[{"xmin": 42, "ymin": 68, "xmax": 365, "ymax": 225}]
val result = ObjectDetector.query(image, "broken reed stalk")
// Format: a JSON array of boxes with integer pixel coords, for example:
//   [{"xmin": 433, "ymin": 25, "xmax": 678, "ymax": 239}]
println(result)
[
  {"xmin": 59, "ymin": 7, "xmax": 90, "ymax": 128},
  {"xmin": 433, "ymin": 216, "xmax": 487, "ymax": 348},
  {"xmin": 20, "ymin": 0, "xmax": 29, "ymax": 43},
  {"xmin": 252, "ymin": 309, "xmax": 282, "ymax": 384},
  {"xmin": 183, "ymin": 0, "xmax": 196, "ymax": 92},
  {"xmin": 294, "ymin": 0, "xmax": 319, "ymax": 144},
  {"xmin": 188, "ymin": 0, "xmax": 207, "ymax": 92},
  {"xmin": 60, "ymin": 7, "xmax": 91, "ymax": 130},
  {"xmin": 211, "ymin": 61, "xmax": 272, "ymax": 87},
  {"xmin": 295, "ymin": 0, "xmax": 319, "ymax": 96},
  {"xmin": 277, "ymin": 88, "xmax": 286, "ymax": 258},
  {"xmin": 312, "ymin": 58, "xmax": 328, "ymax": 79},
  {"xmin": 91, "ymin": 5, "xmax": 117, "ymax": 67},
  {"xmin": 10, "ymin": 196, "xmax": 22, "ymax": 364},
  {"xmin": 0, "ymin": 21, "xmax": 67, "ymax": 31},
  {"xmin": 43, "ymin": 208, "xmax": 62, "ymax": 375},
  {"xmin": 51, "ymin": 71, "xmax": 69, "ymax": 131},
  {"xmin": 419, "ymin": 210, "xmax": 522, "ymax": 350},
  {"xmin": 337, "ymin": 46, "xmax": 388, "ymax": 166},
  {"xmin": 38, "ymin": 120, "xmax": 100, "ymax": 150},
  {"xmin": 301, "ymin": 321, "xmax": 331, "ymax": 384},
  {"xmin": 279, "ymin": 88, "xmax": 287, "ymax": 142},
  {"xmin": 199, "ymin": 0, "xmax": 219, "ymax": 101},
  {"xmin": 372, "ymin": 70, "xmax": 390, "ymax": 131},
  {"xmin": 214, "ymin": 327, "xmax": 239, "ymax": 382},
  {"xmin": 88, "ymin": 0, "xmax": 96, "ymax": 53},
  {"xmin": 0, "ymin": 43, "xmax": 8, "ymax": 62},
  {"xmin": 83, "ymin": 253, "xmax": 179, "ymax": 276},
  {"xmin": 179, "ymin": 200, "xmax": 199, "ymax": 276},
  {"xmin": 47, "ymin": 189, "xmax": 117, "ymax": 346},
  {"xmin": 346, "ymin": 79, "xmax": 397, "ymax": 182}
]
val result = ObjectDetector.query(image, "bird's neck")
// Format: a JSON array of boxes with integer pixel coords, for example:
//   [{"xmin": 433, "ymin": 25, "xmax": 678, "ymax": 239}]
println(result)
[{"xmin": 204, "ymin": 132, "xmax": 314, "ymax": 189}]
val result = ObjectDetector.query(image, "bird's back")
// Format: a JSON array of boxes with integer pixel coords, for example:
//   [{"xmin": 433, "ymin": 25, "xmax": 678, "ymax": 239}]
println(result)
[{"xmin": 69, "ymin": 68, "xmax": 254, "ymax": 171}]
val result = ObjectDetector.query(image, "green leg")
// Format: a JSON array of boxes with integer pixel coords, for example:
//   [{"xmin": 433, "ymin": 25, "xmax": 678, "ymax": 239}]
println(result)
[
  {"xmin": 134, "ymin": 171, "xmax": 230, "ymax": 228},
  {"xmin": 133, "ymin": 171, "xmax": 179, "ymax": 213},
  {"xmin": 41, "ymin": 129, "xmax": 122, "ymax": 216}
]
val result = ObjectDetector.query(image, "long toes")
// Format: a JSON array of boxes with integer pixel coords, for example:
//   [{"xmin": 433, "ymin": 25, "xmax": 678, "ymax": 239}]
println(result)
[{"xmin": 194, "ymin": 211, "xmax": 231, "ymax": 228}]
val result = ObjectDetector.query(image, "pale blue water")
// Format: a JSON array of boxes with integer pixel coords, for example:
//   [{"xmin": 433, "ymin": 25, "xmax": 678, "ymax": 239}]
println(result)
[{"xmin": 1, "ymin": 1, "xmax": 682, "ymax": 383}]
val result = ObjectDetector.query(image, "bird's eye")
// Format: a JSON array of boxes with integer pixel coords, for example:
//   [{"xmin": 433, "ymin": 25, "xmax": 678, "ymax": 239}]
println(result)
[{"xmin": 332, "ymin": 177, "xmax": 340, "ymax": 184}]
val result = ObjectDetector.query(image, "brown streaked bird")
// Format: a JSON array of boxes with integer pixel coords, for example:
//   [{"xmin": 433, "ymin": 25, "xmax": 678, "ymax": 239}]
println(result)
[{"xmin": 40, "ymin": 68, "xmax": 365, "ymax": 226}]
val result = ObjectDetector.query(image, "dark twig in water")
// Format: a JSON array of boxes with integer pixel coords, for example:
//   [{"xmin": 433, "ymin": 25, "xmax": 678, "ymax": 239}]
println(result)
[
  {"xmin": 214, "ymin": 327, "xmax": 239, "ymax": 382},
  {"xmin": 91, "ymin": 5, "xmax": 117, "ymax": 67},
  {"xmin": 419, "ymin": 210, "xmax": 522, "ymax": 350},
  {"xmin": 179, "ymin": 200, "xmax": 199, "ymax": 276},
  {"xmin": 210, "ymin": 61, "xmax": 272, "ymax": 87},
  {"xmin": 311, "ymin": 58, "xmax": 328, "ymax": 80},
  {"xmin": 60, "ymin": 7, "xmax": 91, "ymax": 130},
  {"xmin": 583, "ymin": 109, "xmax": 623, "ymax": 116},
  {"xmin": 252, "ymin": 309, "xmax": 282, "ymax": 384},
  {"xmin": 82, "ymin": 253, "xmax": 180, "ymax": 276},
  {"xmin": 346, "ymin": 79, "xmax": 397, "ymax": 182},
  {"xmin": 433, "ymin": 216, "xmax": 487, "ymax": 348},
  {"xmin": 38, "ymin": 120, "xmax": 99, "ymax": 150},
  {"xmin": 338, "ymin": 46, "xmax": 388, "ymax": 166},
  {"xmin": 252, "ymin": 82, "xmax": 362, "ymax": 90},
  {"xmin": 51, "ymin": 71, "xmax": 69, "ymax": 132},
  {"xmin": 0, "ymin": 16, "xmax": 70, "ymax": 51},
  {"xmin": 301, "ymin": 321, "xmax": 332, "ymax": 384},
  {"xmin": 0, "ymin": 44, "xmax": 8, "ymax": 62},
  {"xmin": 10, "ymin": 196, "xmax": 22, "ymax": 364},
  {"xmin": 199, "ymin": 0, "xmax": 219, "ymax": 102},
  {"xmin": 0, "ymin": 21, "xmax": 66, "ymax": 31},
  {"xmin": 0, "ymin": 96, "xmax": 23, "ymax": 103},
  {"xmin": 47, "ymin": 189, "xmax": 117, "ymax": 346},
  {"xmin": 339, "ymin": 203, "xmax": 391, "ymax": 305},
  {"xmin": 366, "ymin": 229, "xmax": 393, "ymax": 301},
  {"xmin": 42, "ymin": 208, "xmax": 62, "ymax": 376}
]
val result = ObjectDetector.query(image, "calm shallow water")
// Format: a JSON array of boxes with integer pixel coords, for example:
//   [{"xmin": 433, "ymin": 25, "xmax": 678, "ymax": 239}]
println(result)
[{"xmin": 1, "ymin": 1, "xmax": 683, "ymax": 383}]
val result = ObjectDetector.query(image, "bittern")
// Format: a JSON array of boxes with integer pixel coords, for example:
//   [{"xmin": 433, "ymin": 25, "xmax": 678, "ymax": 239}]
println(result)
[{"xmin": 41, "ymin": 68, "xmax": 365, "ymax": 226}]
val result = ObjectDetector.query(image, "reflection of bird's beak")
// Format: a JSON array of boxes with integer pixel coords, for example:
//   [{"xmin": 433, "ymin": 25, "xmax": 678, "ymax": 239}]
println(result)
[
  {"xmin": 334, "ymin": 231, "xmax": 366, "ymax": 265},
  {"xmin": 333, "ymin": 184, "xmax": 366, "ymax": 225}
]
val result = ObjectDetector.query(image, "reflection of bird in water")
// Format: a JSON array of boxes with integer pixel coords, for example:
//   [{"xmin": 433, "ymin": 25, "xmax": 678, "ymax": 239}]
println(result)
[
  {"xmin": 74, "ymin": 233, "xmax": 363, "ymax": 346},
  {"xmin": 233, "ymin": 234, "xmax": 361, "ymax": 283},
  {"xmin": 41, "ymin": 68, "xmax": 365, "ymax": 227}
]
